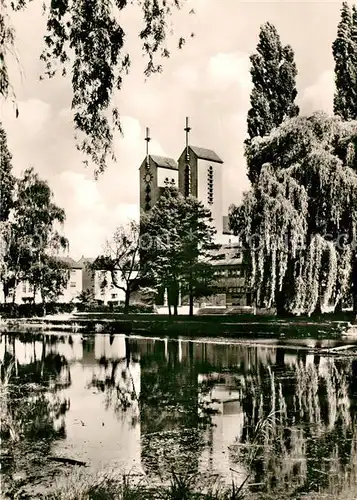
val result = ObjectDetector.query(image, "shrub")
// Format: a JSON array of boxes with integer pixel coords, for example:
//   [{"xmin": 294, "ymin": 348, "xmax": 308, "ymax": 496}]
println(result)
[{"xmin": 0, "ymin": 302, "xmax": 75, "ymax": 318}]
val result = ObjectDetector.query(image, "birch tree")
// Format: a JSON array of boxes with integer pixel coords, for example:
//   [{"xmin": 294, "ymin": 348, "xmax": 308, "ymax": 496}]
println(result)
[
  {"xmin": 8, "ymin": 168, "xmax": 68, "ymax": 310},
  {"xmin": 93, "ymin": 221, "xmax": 143, "ymax": 313}
]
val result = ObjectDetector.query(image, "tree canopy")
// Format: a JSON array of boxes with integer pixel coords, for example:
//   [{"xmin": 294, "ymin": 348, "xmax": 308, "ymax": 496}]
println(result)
[
  {"xmin": 333, "ymin": 2, "xmax": 357, "ymax": 121},
  {"xmin": 2, "ymin": 167, "xmax": 68, "ymax": 307},
  {"xmin": 246, "ymin": 22, "xmax": 299, "ymax": 183},
  {"xmin": 1, "ymin": 0, "xmax": 192, "ymax": 176},
  {"xmin": 141, "ymin": 187, "xmax": 217, "ymax": 315},
  {"xmin": 0, "ymin": 122, "xmax": 15, "ymax": 222},
  {"xmin": 230, "ymin": 112, "xmax": 357, "ymax": 315}
]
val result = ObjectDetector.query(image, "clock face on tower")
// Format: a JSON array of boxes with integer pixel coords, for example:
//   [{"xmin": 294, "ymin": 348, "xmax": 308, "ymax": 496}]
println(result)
[{"xmin": 144, "ymin": 172, "xmax": 153, "ymax": 183}]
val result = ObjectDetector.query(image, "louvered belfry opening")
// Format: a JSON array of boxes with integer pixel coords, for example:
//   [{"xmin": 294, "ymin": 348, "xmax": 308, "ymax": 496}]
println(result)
[
  {"xmin": 184, "ymin": 164, "xmax": 191, "ymax": 197},
  {"xmin": 144, "ymin": 127, "xmax": 151, "ymax": 211},
  {"xmin": 207, "ymin": 165, "xmax": 214, "ymax": 205},
  {"xmin": 184, "ymin": 116, "xmax": 191, "ymax": 198}
]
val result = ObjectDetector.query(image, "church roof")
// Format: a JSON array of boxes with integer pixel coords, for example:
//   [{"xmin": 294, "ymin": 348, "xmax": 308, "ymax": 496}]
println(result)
[
  {"xmin": 189, "ymin": 146, "xmax": 223, "ymax": 164},
  {"xmin": 150, "ymin": 155, "xmax": 178, "ymax": 170}
]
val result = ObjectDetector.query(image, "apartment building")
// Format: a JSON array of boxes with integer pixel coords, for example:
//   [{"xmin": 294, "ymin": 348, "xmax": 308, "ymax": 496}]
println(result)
[{"xmin": 0, "ymin": 256, "xmax": 126, "ymax": 305}]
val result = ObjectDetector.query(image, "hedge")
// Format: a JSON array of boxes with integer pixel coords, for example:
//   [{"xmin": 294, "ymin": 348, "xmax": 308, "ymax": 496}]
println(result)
[{"xmin": 0, "ymin": 302, "xmax": 155, "ymax": 318}]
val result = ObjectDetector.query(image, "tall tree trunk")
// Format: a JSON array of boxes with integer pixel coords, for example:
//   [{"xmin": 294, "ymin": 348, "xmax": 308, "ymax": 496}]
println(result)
[
  {"xmin": 352, "ymin": 253, "xmax": 357, "ymax": 323},
  {"xmin": 11, "ymin": 279, "xmax": 17, "ymax": 305},
  {"xmin": 314, "ymin": 298, "xmax": 322, "ymax": 316},
  {"xmin": 275, "ymin": 260, "xmax": 295, "ymax": 317},
  {"xmin": 11, "ymin": 277, "xmax": 17, "ymax": 317},
  {"xmin": 275, "ymin": 289, "xmax": 286, "ymax": 317},
  {"xmin": 124, "ymin": 289, "xmax": 130, "ymax": 314},
  {"xmin": 39, "ymin": 286, "xmax": 46, "ymax": 317},
  {"xmin": 334, "ymin": 298, "xmax": 343, "ymax": 313},
  {"xmin": 189, "ymin": 285, "xmax": 194, "ymax": 317},
  {"xmin": 173, "ymin": 281, "xmax": 179, "ymax": 316}
]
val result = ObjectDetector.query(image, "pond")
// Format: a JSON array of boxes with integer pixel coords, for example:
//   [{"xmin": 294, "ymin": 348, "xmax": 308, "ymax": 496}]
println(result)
[{"xmin": 1, "ymin": 332, "xmax": 357, "ymax": 498}]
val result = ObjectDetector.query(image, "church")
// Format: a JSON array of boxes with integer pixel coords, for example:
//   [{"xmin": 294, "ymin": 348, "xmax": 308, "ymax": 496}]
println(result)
[{"xmin": 138, "ymin": 118, "xmax": 251, "ymax": 310}]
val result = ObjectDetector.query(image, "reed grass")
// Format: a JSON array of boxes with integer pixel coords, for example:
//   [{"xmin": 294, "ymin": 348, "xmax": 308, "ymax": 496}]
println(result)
[{"xmin": 0, "ymin": 362, "xmax": 21, "ymax": 442}]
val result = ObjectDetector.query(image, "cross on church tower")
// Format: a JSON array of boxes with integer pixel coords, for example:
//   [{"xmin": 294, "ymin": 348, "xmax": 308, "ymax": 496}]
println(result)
[
  {"xmin": 184, "ymin": 116, "xmax": 191, "ymax": 161},
  {"xmin": 145, "ymin": 127, "xmax": 151, "ymax": 168}
]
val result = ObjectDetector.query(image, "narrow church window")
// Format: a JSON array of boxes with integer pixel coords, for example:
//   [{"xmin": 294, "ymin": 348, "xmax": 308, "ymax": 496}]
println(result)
[{"xmin": 207, "ymin": 165, "xmax": 214, "ymax": 204}]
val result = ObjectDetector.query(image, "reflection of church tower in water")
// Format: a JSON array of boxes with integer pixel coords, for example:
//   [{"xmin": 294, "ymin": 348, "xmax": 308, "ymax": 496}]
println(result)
[{"xmin": 139, "ymin": 118, "xmax": 225, "ymax": 239}]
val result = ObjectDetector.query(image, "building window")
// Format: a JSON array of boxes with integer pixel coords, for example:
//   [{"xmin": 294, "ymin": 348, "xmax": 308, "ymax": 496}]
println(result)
[
  {"xmin": 111, "ymin": 293, "xmax": 117, "ymax": 299},
  {"xmin": 228, "ymin": 269, "xmax": 242, "ymax": 277},
  {"xmin": 228, "ymin": 287, "xmax": 245, "ymax": 294},
  {"xmin": 22, "ymin": 283, "xmax": 27, "ymax": 293},
  {"xmin": 70, "ymin": 282, "xmax": 76, "ymax": 287},
  {"xmin": 184, "ymin": 165, "xmax": 190, "ymax": 197},
  {"xmin": 207, "ymin": 165, "xmax": 213, "ymax": 205}
]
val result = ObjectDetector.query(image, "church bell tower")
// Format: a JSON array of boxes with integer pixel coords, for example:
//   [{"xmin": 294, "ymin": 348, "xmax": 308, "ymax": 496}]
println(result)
[
  {"xmin": 139, "ymin": 127, "xmax": 178, "ymax": 215},
  {"xmin": 178, "ymin": 117, "xmax": 224, "ymax": 236}
]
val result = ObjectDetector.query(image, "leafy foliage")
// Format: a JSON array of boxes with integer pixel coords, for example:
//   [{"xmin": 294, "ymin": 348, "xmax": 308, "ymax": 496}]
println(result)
[
  {"xmin": 92, "ymin": 220, "xmax": 143, "ymax": 312},
  {"xmin": 27, "ymin": 255, "xmax": 70, "ymax": 304},
  {"xmin": 333, "ymin": 2, "xmax": 357, "ymax": 121},
  {"xmin": 2, "ymin": 0, "xmax": 192, "ymax": 176},
  {"xmin": 0, "ymin": 0, "xmax": 17, "ymax": 106},
  {"xmin": 246, "ymin": 22, "xmax": 299, "ymax": 183},
  {"xmin": 230, "ymin": 113, "xmax": 357, "ymax": 315},
  {"xmin": 0, "ymin": 122, "xmax": 15, "ymax": 222},
  {"xmin": 3, "ymin": 167, "xmax": 68, "ymax": 306},
  {"xmin": 141, "ymin": 187, "xmax": 217, "ymax": 315}
]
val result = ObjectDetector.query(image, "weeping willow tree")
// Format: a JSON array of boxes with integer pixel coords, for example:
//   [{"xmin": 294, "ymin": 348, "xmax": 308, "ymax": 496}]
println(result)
[{"xmin": 230, "ymin": 112, "xmax": 357, "ymax": 315}]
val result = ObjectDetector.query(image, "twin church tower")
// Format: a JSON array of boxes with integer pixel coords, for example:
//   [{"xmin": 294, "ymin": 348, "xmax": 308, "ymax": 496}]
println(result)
[{"xmin": 139, "ymin": 118, "xmax": 229, "ymax": 241}]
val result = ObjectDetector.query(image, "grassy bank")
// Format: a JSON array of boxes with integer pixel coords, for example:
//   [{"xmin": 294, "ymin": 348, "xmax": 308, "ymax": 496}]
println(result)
[
  {"xmin": 1, "ymin": 311, "xmax": 354, "ymax": 338},
  {"xmin": 21, "ymin": 468, "xmax": 357, "ymax": 500}
]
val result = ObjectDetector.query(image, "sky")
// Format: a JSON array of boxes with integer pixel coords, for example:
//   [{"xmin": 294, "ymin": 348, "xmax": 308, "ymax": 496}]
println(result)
[{"xmin": 1, "ymin": 0, "xmax": 348, "ymax": 258}]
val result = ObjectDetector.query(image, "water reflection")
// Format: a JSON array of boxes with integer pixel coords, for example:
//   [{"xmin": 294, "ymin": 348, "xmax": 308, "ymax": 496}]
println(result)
[{"xmin": 1, "ymin": 332, "xmax": 357, "ymax": 497}]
